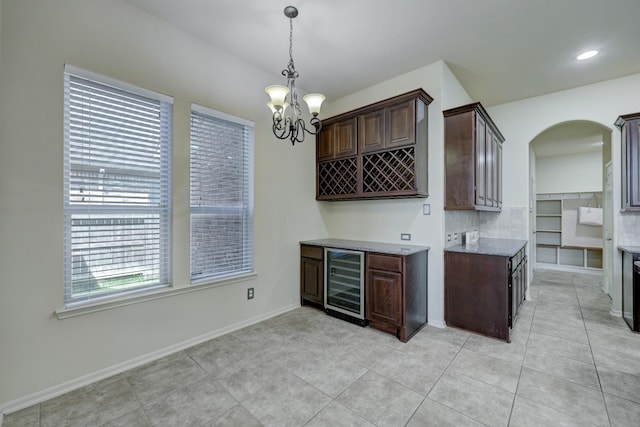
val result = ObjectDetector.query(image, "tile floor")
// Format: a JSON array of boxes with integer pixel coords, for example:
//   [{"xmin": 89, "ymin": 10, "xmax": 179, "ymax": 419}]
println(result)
[{"xmin": 4, "ymin": 269, "xmax": 640, "ymax": 426}]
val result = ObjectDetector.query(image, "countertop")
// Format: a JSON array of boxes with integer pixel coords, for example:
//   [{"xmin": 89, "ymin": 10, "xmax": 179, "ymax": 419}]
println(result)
[
  {"xmin": 299, "ymin": 238, "xmax": 430, "ymax": 256},
  {"xmin": 444, "ymin": 238, "xmax": 527, "ymax": 257},
  {"xmin": 618, "ymin": 245, "xmax": 640, "ymax": 254}
]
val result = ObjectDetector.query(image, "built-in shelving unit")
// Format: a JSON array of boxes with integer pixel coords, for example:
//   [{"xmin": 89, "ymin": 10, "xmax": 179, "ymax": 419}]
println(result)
[{"xmin": 535, "ymin": 193, "xmax": 603, "ymax": 270}]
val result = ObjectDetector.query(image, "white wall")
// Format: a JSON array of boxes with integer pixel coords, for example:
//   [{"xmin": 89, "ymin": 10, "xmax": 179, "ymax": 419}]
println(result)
[
  {"xmin": 536, "ymin": 151, "xmax": 603, "ymax": 194},
  {"xmin": 0, "ymin": 0, "xmax": 328, "ymax": 408},
  {"xmin": 488, "ymin": 72, "xmax": 640, "ymax": 316},
  {"xmin": 320, "ymin": 61, "xmax": 473, "ymax": 329}
]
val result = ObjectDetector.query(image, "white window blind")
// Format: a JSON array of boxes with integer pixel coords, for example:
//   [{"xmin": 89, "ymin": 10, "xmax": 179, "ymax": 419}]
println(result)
[
  {"xmin": 63, "ymin": 65, "xmax": 172, "ymax": 306},
  {"xmin": 190, "ymin": 104, "xmax": 254, "ymax": 283}
]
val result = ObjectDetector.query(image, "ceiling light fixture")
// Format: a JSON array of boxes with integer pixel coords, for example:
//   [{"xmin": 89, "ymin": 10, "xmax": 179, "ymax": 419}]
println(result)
[
  {"xmin": 577, "ymin": 50, "xmax": 599, "ymax": 60},
  {"xmin": 265, "ymin": 6, "xmax": 325, "ymax": 145}
]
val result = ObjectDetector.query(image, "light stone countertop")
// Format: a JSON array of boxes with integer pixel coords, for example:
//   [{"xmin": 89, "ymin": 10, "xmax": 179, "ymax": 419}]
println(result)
[
  {"xmin": 299, "ymin": 238, "xmax": 430, "ymax": 255},
  {"xmin": 618, "ymin": 245, "xmax": 640, "ymax": 254},
  {"xmin": 444, "ymin": 238, "xmax": 527, "ymax": 258}
]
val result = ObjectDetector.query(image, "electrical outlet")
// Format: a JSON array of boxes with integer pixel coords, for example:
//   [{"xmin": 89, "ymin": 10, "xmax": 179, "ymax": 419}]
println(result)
[
  {"xmin": 401, "ymin": 233, "xmax": 411, "ymax": 241},
  {"xmin": 447, "ymin": 234, "xmax": 451, "ymax": 242},
  {"xmin": 423, "ymin": 204, "xmax": 431, "ymax": 215},
  {"xmin": 247, "ymin": 287, "xmax": 254, "ymax": 299},
  {"xmin": 454, "ymin": 233, "xmax": 458, "ymax": 241}
]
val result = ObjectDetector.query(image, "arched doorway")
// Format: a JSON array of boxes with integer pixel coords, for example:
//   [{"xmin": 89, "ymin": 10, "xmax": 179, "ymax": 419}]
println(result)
[{"xmin": 529, "ymin": 120, "xmax": 613, "ymax": 299}]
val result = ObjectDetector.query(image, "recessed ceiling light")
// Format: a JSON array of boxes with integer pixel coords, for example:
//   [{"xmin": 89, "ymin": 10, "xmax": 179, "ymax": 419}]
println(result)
[{"xmin": 577, "ymin": 50, "xmax": 598, "ymax": 60}]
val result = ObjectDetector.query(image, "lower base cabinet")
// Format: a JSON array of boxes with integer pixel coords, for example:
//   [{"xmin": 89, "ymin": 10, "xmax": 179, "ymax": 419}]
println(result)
[
  {"xmin": 445, "ymin": 245, "xmax": 527, "ymax": 342},
  {"xmin": 300, "ymin": 242, "xmax": 428, "ymax": 342},
  {"xmin": 300, "ymin": 245, "xmax": 324, "ymax": 307},
  {"xmin": 365, "ymin": 251, "xmax": 429, "ymax": 342},
  {"xmin": 621, "ymin": 248, "xmax": 640, "ymax": 332}
]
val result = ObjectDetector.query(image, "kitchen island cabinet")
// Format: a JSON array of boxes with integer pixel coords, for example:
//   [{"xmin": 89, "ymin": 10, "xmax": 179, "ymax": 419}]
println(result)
[{"xmin": 444, "ymin": 239, "xmax": 527, "ymax": 342}]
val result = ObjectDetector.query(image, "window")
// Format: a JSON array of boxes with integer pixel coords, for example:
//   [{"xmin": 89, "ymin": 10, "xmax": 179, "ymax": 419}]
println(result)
[
  {"xmin": 190, "ymin": 104, "xmax": 254, "ymax": 283},
  {"xmin": 63, "ymin": 65, "xmax": 172, "ymax": 306}
]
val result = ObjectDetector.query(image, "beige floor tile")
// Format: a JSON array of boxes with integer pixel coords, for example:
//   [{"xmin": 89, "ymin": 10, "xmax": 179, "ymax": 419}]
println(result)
[
  {"xmin": 428, "ymin": 370, "xmax": 514, "ymax": 426},
  {"xmin": 336, "ymin": 371, "xmax": 423, "ymax": 427},
  {"xmin": 406, "ymin": 398, "xmax": 484, "ymax": 427}
]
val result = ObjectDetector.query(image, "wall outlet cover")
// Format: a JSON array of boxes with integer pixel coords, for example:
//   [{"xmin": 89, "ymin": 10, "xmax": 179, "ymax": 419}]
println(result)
[
  {"xmin": 423, "ymin": 204, "xmax": 431, "ymax": 215},
  {"xmin": 401, "ymin": 233, "xmax": 411, "ymax": 241}
]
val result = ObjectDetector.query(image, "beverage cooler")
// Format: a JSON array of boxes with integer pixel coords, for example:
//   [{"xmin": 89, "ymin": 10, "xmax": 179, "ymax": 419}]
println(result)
[{"xmin": 324, "ymin": 248, "xmax": 366, "ymax": 326}]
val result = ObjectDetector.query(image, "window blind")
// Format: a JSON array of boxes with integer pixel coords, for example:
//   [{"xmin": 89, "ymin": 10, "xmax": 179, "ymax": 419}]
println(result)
[
  {"xmin": 190, "ymin": 104, "xmax": 254, "ymax": 283},
  {"xmin": 63, "ymin": 65, "xmax": 172, "ymax": 306}
]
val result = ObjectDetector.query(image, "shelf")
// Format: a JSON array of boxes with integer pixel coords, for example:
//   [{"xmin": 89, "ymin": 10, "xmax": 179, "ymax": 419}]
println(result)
[{"xmin": 535, "ymin": 192, "xmax": 602, "ymax": 270}]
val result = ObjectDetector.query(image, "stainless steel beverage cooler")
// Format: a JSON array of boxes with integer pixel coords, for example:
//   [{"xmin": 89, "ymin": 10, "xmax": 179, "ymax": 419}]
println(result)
[{"xmin": 324, "ymin": 248, "xmax": 367, "ymax": 326}]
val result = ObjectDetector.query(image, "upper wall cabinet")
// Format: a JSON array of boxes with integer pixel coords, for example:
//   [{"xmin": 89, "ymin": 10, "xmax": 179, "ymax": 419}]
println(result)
[
  {"xmin": 316, "ymin": 89, "xmax": 433, "ymax": 201},
  {"xmin": 318, "ymin": 118, "xmax": 357, "ymax": 161},
  {"xmin": 615, "ymin": 112, "xmax": 640, "ymax": 211},
  {"xmin": 443, "ymin": 102, "xmax": 505, "ymax": 211}
]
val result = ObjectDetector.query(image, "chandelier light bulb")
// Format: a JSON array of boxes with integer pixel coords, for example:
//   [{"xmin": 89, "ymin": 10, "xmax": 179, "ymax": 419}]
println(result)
[
  {"xmin": 303, "ymin": 93, "xmax": 326, "ymax": 116},
  {"xmin": 267, "ymin": 101, "xmax": 289, "ymax": 115},
  {"xmin": 265, "ymin": 85, "xmax": 290, "ymax": 107}
]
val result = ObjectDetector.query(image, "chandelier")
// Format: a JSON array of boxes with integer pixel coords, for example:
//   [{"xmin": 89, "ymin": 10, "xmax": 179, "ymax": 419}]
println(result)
[{"xmin": 265, "ymin": 6, "xmax": 325, "ymax": 145}]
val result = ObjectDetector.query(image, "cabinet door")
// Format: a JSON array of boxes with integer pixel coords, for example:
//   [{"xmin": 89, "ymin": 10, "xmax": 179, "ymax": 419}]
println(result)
[
  {"xmin": 301, "ymin": 257, "xmax": 323, "ymax": 305},
  {"xmin": 509, "ymin": 265, "xmax": 517, "ymax": 328},
  {"xmin": 475, "ymin": 114, "xmax": 487, "ymax": 206},
  {"xmin": 496, "ymin": 141, "xmax": 503, "ymax": 208},
  {"xmin": 366, "ymin": 269, "xmax": 402, "ymax": 329},
  {"xmin": 358, "ymin": 109, "xmax": 385, "ymax": 153},
  {"xmin": 386, "ymin": 100, "xmax": 416, "ymax": 148},
  {"xmin": 334, "ymin": 119, "xmax": 357, "ymax": 158},
  {"xmin": 626, "ymin": 120, "xmax": 640, "ymax": 209},
  {"xmin": 317, "ymin": 123, "xmax": 335, "ymax": 161},
  {"xmin": 317, "ymin": 119, "xmax": 356, "ymax": 161},
  {"xmin": 486, "ymin": 127, "xmax": 495, "ymax": 207}
]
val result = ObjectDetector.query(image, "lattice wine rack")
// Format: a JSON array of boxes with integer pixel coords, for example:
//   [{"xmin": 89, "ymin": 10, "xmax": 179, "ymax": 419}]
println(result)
[
  {"xmin": 318, "ymin": 158, "xmax": 358, "ymax": 196},
  {"xmin": 363, "ymin": 147, "xmax": 416, "ymax": 193}
]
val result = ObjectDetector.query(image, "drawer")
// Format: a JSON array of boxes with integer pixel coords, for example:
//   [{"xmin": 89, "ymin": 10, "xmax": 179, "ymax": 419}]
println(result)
[
  {"xmin": 301, "ymin": 245, "xmax": 324, "ymax": 260},
  {"xmin": 368, "ymin": 253, "xmax": 402, "ymax": 272}
]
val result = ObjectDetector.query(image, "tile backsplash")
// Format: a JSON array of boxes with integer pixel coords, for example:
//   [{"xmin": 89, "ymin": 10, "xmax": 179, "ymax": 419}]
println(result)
[
  {"xmin": 618, "ymin": 211, "xmax": 640, "ymax": 246},
  {"xmin": 445, "ymin": 207, "xmax": 528, "ymax": 247}
]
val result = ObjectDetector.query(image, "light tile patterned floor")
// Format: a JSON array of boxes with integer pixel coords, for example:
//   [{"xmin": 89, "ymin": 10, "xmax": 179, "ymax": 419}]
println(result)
[{"xmin": 4, "ymin": 269, "xmax": 640, "ymax": 426}]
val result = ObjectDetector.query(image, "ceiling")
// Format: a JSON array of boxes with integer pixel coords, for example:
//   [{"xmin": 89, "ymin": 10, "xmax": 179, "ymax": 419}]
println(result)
[{"xmin": 124, "ymin": 0, "xmax": 640, "ymax": 107}]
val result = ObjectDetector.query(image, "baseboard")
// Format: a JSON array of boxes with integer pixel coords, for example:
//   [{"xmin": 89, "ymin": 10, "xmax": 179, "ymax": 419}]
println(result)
[
  {"xmin": 536, "ymin": 263, "xmax": 602, "ymax": 275},
  {"xmin": 0, "ymin": 303, "xmax": 299, "ymax": 416},
  {"xmin": 609, "ymin": 308, "xmax": 622, "ymax": 317},
  {"xmin": 428, "ymin": 318, "xmax": 446, "ymax": 329}
]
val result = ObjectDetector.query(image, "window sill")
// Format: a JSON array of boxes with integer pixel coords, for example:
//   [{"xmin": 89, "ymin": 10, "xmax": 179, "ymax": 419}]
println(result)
[{"xmin": 55, "ymin": 272, "xmax": 258, "ymax": 319}]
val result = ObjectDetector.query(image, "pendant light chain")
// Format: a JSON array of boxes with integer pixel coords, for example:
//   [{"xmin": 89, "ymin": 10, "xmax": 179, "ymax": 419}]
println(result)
[{"xmin": 265, "ymin": 6, "xmax": 325, "ymax": 145}]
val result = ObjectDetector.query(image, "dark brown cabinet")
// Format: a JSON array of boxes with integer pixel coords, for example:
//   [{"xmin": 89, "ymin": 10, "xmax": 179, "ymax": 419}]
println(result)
[
  {"xmin": 316, "ymin": 89, "xmax": 432, "ymax": 200},
  {"xmin": 358, "ymin": 109, "xmax": 385, "ymax": 153},
  {"xmin": 615, "ymin": 113, "xmax": 640, "ymax": 211},
  {"xmin": 445, "ymin": 242, "xmax": 526, "ymax": 342},
  {"xmin": 444, "ymin": 102, "xmax": 505, "ymax": 211},
  {"xmin": 365, "ymin": 251, "xmax": 428, "ymax": 342},
  {"xmin": 621, "ymin": 248, "xmax": 640, "ymax": 332},
  {"xmin": 300, "ymin": 244, "xmax": 324, "ymax": 307},
  {"xmin": 317, "ymin": 118, "xmax": 357, "ymax": 161},
  {"xmin": 300, "ymin": 240, "xmax": 428, "ymax": 342}
]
